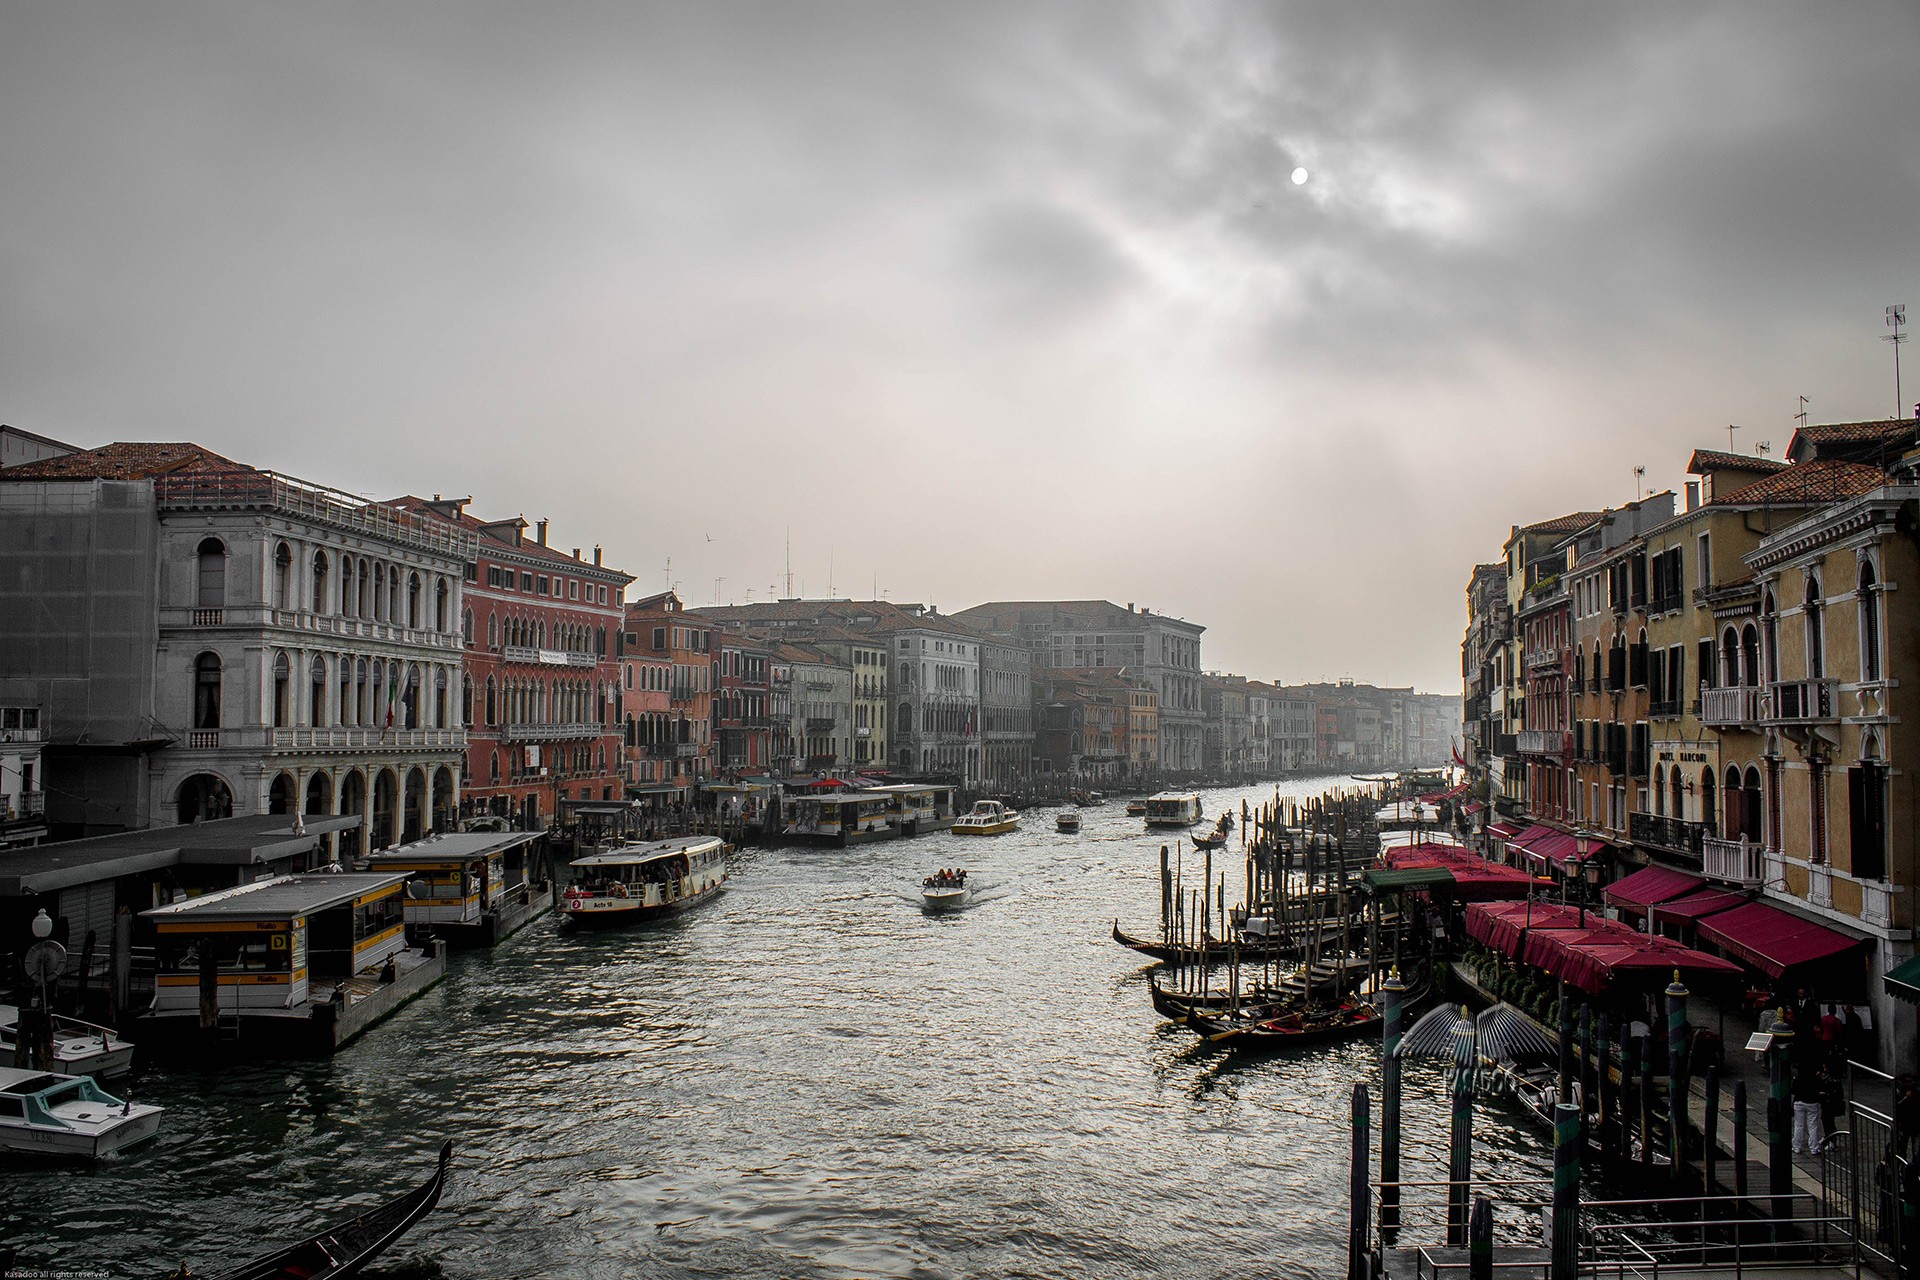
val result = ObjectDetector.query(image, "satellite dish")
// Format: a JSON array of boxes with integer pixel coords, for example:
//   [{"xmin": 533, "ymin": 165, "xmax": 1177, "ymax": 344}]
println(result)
[{"xmin": 23, "ymin": 940, "xmax": 66, "ymax": 986}]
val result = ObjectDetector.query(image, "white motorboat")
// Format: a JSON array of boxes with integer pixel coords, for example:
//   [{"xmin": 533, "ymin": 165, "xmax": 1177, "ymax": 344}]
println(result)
[
  {"xmin": 952, "ymin": 800, "xmax": 1019, "ymax": 836},
  {"xmin": 1055, "ymin": 810, "xmax": 1082, "ymax": 834},
  {"xmin": 0, "ymin": 1005, "xmax": 135, "ymax": 1079},
  {"xmin": 921, "ymin": 871, "xmax": 971, "ymax": 910},
  {"xmin": 0, "ymin": 1066, "xmax": 162, "ymax": 1158}
]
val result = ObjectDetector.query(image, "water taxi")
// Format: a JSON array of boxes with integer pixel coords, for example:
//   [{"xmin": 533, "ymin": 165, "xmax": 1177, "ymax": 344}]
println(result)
[
  {"xmin": 1143, "ymin": 792, "xmax": 1203, "ymax": 828},
  {"xmin": 1125, "ymin": 799, "xmax": 1147, "ymax": 816},
  {"xmin": 952, "ymin": 799, "xmax": 1019, "ymax": 836},
  {"xmin": 0, "ymin": 1066, "xmax": 162, "ymax": 1158},
  {"xmin": 564, "ymin": 835, "xmax": 728, "ymax": 927},
  {"xmin": 921, "ymin": 869, "xmax": 970, "ymax": 910},
  {"xmin": 0, "ymin": 1006, "xmax": 134, "ymax": 1079},
  {"xmin": 1055, "ymin": 810, "xmax": 1081, "ymax": 834}
]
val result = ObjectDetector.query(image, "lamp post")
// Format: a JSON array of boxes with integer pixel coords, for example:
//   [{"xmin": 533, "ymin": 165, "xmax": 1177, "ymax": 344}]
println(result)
[{"xmin": 1571, "ymin": 830, "xmax": 1602, "ymax": 926}]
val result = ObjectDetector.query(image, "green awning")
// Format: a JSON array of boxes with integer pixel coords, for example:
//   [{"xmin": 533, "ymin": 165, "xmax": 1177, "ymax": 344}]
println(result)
[
  {"xmin": 1885, "ymin": 953, "xmax": 1920, "ymax": 1005},
  {"xmin": 1363, "ymin": 866, "xmax": 1456, "ymax": 892}
]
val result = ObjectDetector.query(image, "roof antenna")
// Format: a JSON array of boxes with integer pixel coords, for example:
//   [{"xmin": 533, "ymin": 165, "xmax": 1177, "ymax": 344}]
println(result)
[
  {"xmin": 1795, "ymin": 394, "xmax": 1810, "ymax": 429},
  {"xmin": 1756, "ymin": 441, "xmax": 1771, "ymax": 458},
  {"xmin": 1887, "ymin": 305, "xmax": 1908, "ymax": 417},
  {"xmin": 784, "ymin": 527, "xmax": 793, "ymax": 600},
  {"xmin": 1633, "ymin": 465, "xmax": 1645, "ymax": 501},
  {"xmin": 1727, "ymin": 424, "xmax": 1741, "ymax": 453}
]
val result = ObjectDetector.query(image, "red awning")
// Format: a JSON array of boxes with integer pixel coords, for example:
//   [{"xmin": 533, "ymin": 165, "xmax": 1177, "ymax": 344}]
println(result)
[
  {"xmin": 1487, "ymin": 821, "xmax": 1522, "ymax": 840},
  {"xmin": 1380, "ymin": 846, "xmax": 1538, "ymax": 903},
  {"xmin": 805, "ymin": 777, "xmax": 853, "ymax": 790},
  {"xmin": 1651, "ymin": 889, "xmax": 1750, "ymax": 925},
  {"xmin": 1695, "ymin": 901, "xmax": 1867, "ymax": 979},
  {"xmin": 1507, "ymin": 822, "xmax": 1558, "ymax": 849},
  {"xmin": 1546, "ymin": 937, "xmax": 1745, "ymax": 995},
  {"xmin": 1605, "ymin": 865, "xmax": 1705, "ymax": 914},
  {"xmin": 1463, "ymin": 900, "xmax": 1591, "ymax": 954},
  {"xmin": 1461, "ymin": 801, "xmax": 1487, "ymax": 815}
]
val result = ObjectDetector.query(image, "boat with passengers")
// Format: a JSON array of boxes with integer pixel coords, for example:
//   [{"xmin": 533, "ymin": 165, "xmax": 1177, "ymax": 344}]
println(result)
[
  {"xmin": 564, "ymin": 835, "xmax": 729, "ymax": 928},
  {"xmin": 952, "ymin": 800, "xmax": 1020, "ymax": 836}
]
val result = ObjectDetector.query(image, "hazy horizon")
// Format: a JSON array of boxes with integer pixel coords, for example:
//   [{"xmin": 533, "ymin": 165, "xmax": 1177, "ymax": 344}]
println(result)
[{"xmin": 5, "ymin": 3, "xmax": 1915, "ymax": 692}]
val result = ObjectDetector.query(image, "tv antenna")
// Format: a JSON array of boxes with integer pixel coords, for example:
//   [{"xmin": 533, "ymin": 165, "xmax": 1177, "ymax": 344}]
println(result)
[
  {"xmin": 1756, "ymin": 441, "xmax": 1771, "ymax": 458},
  {"xmin": 1795, "ymin": 395, "xmax": 1810, "ymax": 429},
  {"xmin": 1887, "ymin": 305, "xmax": 1908, "ymax": 417},
  {"xmin": 1633, "ymin": 465, "xmax": 1645, "ymax": 500},
  {"xmin": 713, "ymin": 576, "xmax": 725, "ymax": 606},
  {"xmin": 1727, "ymin": 424, "xmax": 1741, "ymax": 452},
  {"xmin": 784, "ymin": 527, "xmax": 794, "ymax": 599}
]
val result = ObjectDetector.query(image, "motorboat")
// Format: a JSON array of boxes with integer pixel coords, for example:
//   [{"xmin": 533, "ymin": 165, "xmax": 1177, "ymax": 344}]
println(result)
[
  {"xmin": 1125, "ymin": 800, "xmax": 1147, "ymax": 817},
  {"xmin": 0, "ymin": 1005, "xmax": 135, "ymax": 1079},
  {"xmin": 1056, "ymin": 810, "xmax": 1082, "ymax": 834},
  {"xmin": 0, "ymin": 1066, "xmax": 162, "ymax": 1158},
  {"xmin": 564, "ymin": 836, "xmax": 729, "ymax": 928},
  {"xmin": 952, "ymin": 800, "xmax": 1019, "ymax": 836},
  {"xmin": 922, "ymin": 870, "xmax": 971, "ymax": 910},
  {"xmin": 188, "ymin": 1141, "xmax": 451, "ymax": 1279}
]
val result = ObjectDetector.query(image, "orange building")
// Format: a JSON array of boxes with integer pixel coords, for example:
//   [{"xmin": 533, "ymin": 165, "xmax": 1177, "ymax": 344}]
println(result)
[{"xmin": 622, "ymin": 591, "xmax": 712, "ymax": 799}]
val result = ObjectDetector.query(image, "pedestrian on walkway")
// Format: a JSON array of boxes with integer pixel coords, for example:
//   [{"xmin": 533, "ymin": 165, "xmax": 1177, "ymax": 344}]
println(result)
[{"xmin": 1792, "ymin": 1055, "xmax": 1826, "ymax": 1156}]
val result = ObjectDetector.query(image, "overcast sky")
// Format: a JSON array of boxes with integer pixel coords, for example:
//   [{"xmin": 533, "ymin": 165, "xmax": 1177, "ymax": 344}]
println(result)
[{"xmin": 4, "ymin": 3, "xmax": 1916, "ymax": 692}]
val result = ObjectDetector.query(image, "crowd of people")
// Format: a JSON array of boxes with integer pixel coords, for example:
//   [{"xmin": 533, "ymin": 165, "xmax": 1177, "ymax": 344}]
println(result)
[{"xmin": 1752, "ymin": 986, "xmax": 1871, "ymax": 1157}]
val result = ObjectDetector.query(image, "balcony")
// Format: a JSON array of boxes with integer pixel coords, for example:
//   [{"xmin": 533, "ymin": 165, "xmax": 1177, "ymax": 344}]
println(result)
[
  {"xmin": 1700, "ymin": 685, "xmax": 1762, "ymax": 728},
  {"xmin": 1629, "ymin": 811, "xmax": 1710, "ymax": 858},
  {"xmin": 0, "ymin": 726, "xmax": 46, "ymax": 745},
  {"xmin": 1648, "ymin": 696, "xmax": 1682, "ymax": 719},
  {"xmin": 271, "ymin": 726, "xmax": 467, "ymax": 752},
  {"xmin": 502, "ymin": 722, "xmax": 606, "ymax": 741},
  {"xmin": 1515, "ymin": 729, "xmax": 1570, "ymax": 758},
  {"xmin": 805, "ymin": 717, "xmax": 837, "ymax": 733},
  {"xmin": 1525, "ymin": 646, "xmax": 1565, "ymax": 672},
  {"xmin": 3, "ymin": 791, "xmax": 46, "ymax": 823},
  {"xmin": 1762, "ymin": 679, "xmax": 1837, "ymax": 724},
  {"xmin": 1702, "ymin": 835, "xmax": 1764, "ymax": 886},
  {"xmin": 1492, "ymin": 732, "xmax": 1517, "ymax": 758}
]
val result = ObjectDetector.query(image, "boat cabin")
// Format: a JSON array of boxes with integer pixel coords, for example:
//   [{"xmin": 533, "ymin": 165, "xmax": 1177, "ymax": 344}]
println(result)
[
  {"xmin": 1143, "ymin": 792, "xmax": 1204, "ymax": 827},
  {"xmin": 365, "ymin": 830, "xmax": 544, "ymax": 946},
  {"xmin": 860, "ymin": 784, "xmax": 957, "ymax": 835},
  {"xmin": 567, "ymin": 836, "xmax": 727, "ymax": 907},
  {"xmin": 781, "ymin": 791, "xmax": 894, "ymax": 843},
  {"xmin": 143, "ymin": 873, "xmax": 409, "ymax": 1014}
]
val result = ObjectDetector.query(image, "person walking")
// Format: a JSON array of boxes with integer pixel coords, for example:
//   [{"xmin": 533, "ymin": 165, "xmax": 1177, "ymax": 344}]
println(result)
[{"xmin": 1792, "ymin": 1054, "xmax": 1826, "ymax": 1157}]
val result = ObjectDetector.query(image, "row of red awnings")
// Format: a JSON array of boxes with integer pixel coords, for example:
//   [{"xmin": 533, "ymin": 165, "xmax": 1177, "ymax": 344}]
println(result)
[
  {"xmin": 1498, "ymin": 822, "xmax": 1597, "ymax": 874},
  {"xmin": 1601, "ymin": 862, "xmax": 1867, "ymax": 978},
  {"xmin": 1417, "ymin": 782, "xmax": 1471, "ymax": 803},
  {"xmin": 1463, "ymin": 900, "xmax": 1743, "ymax": 995}
]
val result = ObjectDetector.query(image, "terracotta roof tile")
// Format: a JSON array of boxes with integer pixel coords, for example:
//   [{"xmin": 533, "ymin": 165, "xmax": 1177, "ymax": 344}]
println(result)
[
  {"xmin": 0, "ymin": 441, "xmax": 246, "ymax": 481},
  {"xmin": 1686, "ymin": 448, "xmax": 1788, "ymax": 476},
  {"xmin": 1515, "ymin": 510, "xmax": 1603, "ymax": 537},
  {"xmin": 1786, "ymin": 418, "xmax": 1920, "ymax": 464},
  {"xmin": 1711, "ymin": 460, "xmax": 1885, "ymax": 507}
]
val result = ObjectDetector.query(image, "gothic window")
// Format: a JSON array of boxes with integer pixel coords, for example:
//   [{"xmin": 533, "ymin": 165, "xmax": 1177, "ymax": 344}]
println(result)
[
  {"xmin": 272, "ymin": 651, "xmax": 291, "ymax": 727},
  {"xmin": 435, "ymin": 578, "xmax": 449, "ymax": 633},
  {"xmin": 274, "ymin": 543, "xmax": 293, "ymax": 609},
  {"xmin": 1859, "ymin": 561, "xmax": 1881, "ymax": 682},
  {"xmin": 1805, "ymin": 574, "xmax": 1825, "ymax": 678},
  {"xmin": 312, "ymin": 550, "xmax": 330, "ymax": 615},
  {"xmin": 408, "ymin": 572, "xmax": 422, "ymax": 629},
  {"xmin": 310, "ymin": 655, "xmax": 327, "ymax": 725}
]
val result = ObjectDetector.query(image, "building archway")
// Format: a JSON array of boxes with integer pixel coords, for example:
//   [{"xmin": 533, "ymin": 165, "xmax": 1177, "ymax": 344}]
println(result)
[
  {"xmin": 372, "ymin": 768, "xmax": 398, "ymax": 850},
  {"xmin": 305, "ymin": 770, "xmax": 333, "ymax": 816},
  {"xmin": 432, "ymin": 766, "xmax": 456, "ymax": 833},
  {"xmin": 176, "ymin": 773, "xmax": 234, "ymax": 824},
  {"xmin": 268, "ymin": 771, "xmax": 296, "ymax": 815},
  {"xmin": 339, "ymin": 769, "xmax": 367, "ymax": 857},
  {"xmin": 403, "ymin": 766, "xmax": 429, "ymax": 843}
]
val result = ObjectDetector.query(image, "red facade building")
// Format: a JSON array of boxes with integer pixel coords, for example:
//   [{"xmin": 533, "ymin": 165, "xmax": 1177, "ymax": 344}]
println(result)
[
  {"xmin": 622, "ymin": 591, "xmax": 712, "ymax": 797},
  {"xmin": 397, "ymin": 499, "xmax": 632, "ymax": 829},
  {"xmin": 711, "ymin": 626, "xmax": 773, "ymax": 774}
]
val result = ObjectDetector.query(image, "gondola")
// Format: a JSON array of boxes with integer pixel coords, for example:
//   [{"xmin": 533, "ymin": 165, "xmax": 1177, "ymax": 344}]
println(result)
[
  {"xmin": 190, "ymin": 1140, "xmax": 452, "ymax": 1280},
  {"xmin": 1191, "ymin": 832, "xmax": 1228, "ymax": 851},
  {"xmin": 1182, "ymin": 1000, "xmax": 1384, "ymax": 1049},
  {"xmin": 1111, "ymin": 918, "xmax": 1341, "ymax": 965}
]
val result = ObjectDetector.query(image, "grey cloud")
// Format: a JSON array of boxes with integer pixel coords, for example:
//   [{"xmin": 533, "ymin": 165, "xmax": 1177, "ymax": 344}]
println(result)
[{"xmin": 957, "ymin": 203, "xmax": 1139, "ymax": 324}]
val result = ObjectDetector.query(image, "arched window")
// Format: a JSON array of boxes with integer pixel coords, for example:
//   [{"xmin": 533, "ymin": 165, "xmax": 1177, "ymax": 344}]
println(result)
[
  {"xmin": 1805, "ymin": 573, "xmax": 1825, "ymax": 678},
  {"xmin": 1762, "ymin": 590, "xmax": 1779, "ymax": 684},
  {"xmin": 1700, "ymin": 768, "xmax": 1716, "ymax": 834},
  {"xmin": 490, "ymin": 752, "xmax": 500, "ymax": 784},
  {"xmin": 356, "ymin": 657, "xmax": 370, "ymax": 724},
  {"xmin": 196, "ymin": 538, "xmax": 226, "ymax": 609},
  {"xmin": 310, "ymin": 655, "xmax": 327, "ymax": 725},
  {"xmin": 461, "ymin": 675, "xmax": 473, "ymax": 726},
  {"xmin": 1741, "ymin": 624, "xmax": 1759, "ymax": 688},
  {"xmin": 408, "ymin": 572, "xmax": 422, "ymax": 629},
  {"xmin": 434, "ymin": 667, "xmax": 448, "ymax": 727},
  {"xmin": 272, "ymin": 650, "xmax": 291, "ymax": 727},
  {"xmin": 1721, "ymin": 627, "xmax": 1740, "ymax": 688},
  {"xmin": 1652, "ymin": 763, "xmax": 1666, "ymax": 816},
  {"xmin": 462, "ymin": 608, "xmax": 474, "ymax": 646},
  {"xmin": 1669, "ymin": 766, "xmax": 1684, "ymax": 822},
  {"xmin": 339, "ymin": 654, "xmax": 354, "ymax": 726},
  {"xmin": 1724, "ymin": 765, "xmax": 1744, "ymax": 839},
  {"xmin": 1742, "ymin": 765, "xmax": 1763, "ymax": 849},
  {"xmin": 372, "ymin": 563, "xmax": 387, "ymax": 621},
  {"xmin": 274, "ymin": 543, "xmax": 293, "ymax": 610},
  {"xmin": 435, "ymin": 578, "xmax": 449, "ymax": 632},
  {"xmin": 488, "ymin": 611, "xmax": 498, "ymax": 649},
  {"xmin": 358, "ymin": 558, "xmax": 371, "ymax": 617},
  {"xmin": 312, "ymin": 550, "xmax": 330, "ymax": 615},
  {"xmin": 1860, "ymin": 561, "xmax": 1882, "ymax": 681},
  {"xmin": 193, "ymin": 652, "xmax": 222, "ymax": 728},
  {"xmin": 485, "ymin": 676, "xmax": 497, "ymax": 726}
]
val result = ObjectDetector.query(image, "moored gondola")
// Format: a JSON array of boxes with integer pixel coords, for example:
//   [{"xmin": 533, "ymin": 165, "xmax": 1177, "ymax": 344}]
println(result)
[
  {"xmin": 188, "ymin": 1140, "xmax": 452, "ymax": 1280},
  {"xmin": 1182, "ymin": 999, "xmax": 1383, "ymax": 1049}
]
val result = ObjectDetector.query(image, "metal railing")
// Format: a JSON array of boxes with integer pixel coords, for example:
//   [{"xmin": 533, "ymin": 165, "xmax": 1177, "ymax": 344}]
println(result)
[
  {"xmin": 1629, "ymin": 810, "xmax": 1709, "ymax": 857},
  {"xmin": 156, "ymin": 470, "xmax": 479, "ymax": 560},
  {"xmin": 502, "ymin": 722, "xmax": 606, "ymax": 741}
]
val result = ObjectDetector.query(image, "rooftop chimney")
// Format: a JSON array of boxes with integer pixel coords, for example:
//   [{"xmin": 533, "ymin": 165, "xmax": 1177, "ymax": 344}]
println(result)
[
  {"xmin": 1685, "ymin": 481, "xmax": 1699, "ymax": 512},
  {"xmin": 536, "ymin": 519, "xmax": 549, "ymax": 546},
  {"xmin": 572, "ymin": 548, "xmax": 581, "ymax": 561},
  {"xmin": 594, "ymin": 545, "xmax": 603, "ymax": 566}
]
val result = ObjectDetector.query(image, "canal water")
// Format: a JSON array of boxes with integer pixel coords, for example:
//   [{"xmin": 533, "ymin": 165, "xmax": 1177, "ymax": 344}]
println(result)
[{"xmin": 5, "ymin": 778, "xmax": 1562, "ymax": 1280}]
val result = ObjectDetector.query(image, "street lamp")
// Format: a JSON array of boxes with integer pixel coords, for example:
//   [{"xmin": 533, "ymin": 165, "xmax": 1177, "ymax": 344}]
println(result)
[
  {"xmin": 31, "ymin": 908, "xmax": 52, "ymax": 940},
  {"xmin": 1572, "ymin": 830, "xmax": 1603, "ymax": 927}
]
